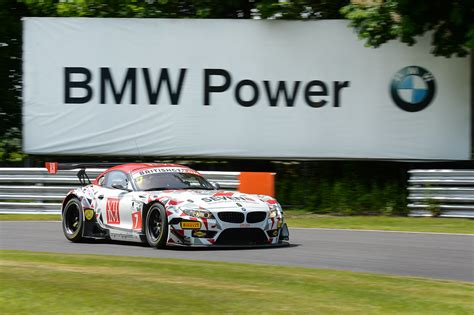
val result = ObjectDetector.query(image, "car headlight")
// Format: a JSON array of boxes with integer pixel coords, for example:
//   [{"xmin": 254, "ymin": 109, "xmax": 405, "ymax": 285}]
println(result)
[
  {"xmin": 269, "ymin": 209, "xmax": 278, "ymax": 218},
  {"xmin": 269, "ymin": 203, "xmax": 283, "ymax": 218},
  {"xmin": 181, "ymin": 208, "xmax": 215, "ymax": 219}
]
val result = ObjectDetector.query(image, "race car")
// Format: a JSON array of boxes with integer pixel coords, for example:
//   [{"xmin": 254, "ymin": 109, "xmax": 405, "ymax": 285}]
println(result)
[{"xmin": 61, "ymin": 163, "xmax": 289, "ymax": 248}]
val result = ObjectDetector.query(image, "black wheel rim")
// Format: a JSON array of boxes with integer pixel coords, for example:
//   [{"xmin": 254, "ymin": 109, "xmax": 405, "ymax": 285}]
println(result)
[
  {"xmin": 65, "ymin": 203, "xmax": 80, "ymax": 235},
  {"xmin": 148, "ymin": 208, "xmax": 162, "ymax": 241}
]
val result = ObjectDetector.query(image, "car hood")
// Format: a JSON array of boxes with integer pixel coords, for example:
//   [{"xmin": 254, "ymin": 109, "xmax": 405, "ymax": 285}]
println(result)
[{"xmin": 142, "ymin": 190, "xmax": 272, "ymax": 211}]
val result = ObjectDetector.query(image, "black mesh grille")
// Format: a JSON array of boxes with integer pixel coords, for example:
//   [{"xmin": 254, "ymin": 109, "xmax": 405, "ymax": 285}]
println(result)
[
  {"xmin": 216, "ymin": 228, "xmax": 268, "ymax": 245},
  {"xmin": 218, "ymin": 212, "xmax": 244, "ymax": 223},
  {"xmin": 246, "ymin": 211, "xmax": 267, "ymax": 223}
]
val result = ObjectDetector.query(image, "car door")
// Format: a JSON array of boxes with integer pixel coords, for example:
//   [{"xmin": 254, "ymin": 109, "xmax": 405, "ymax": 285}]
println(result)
[{"xmin": 96, "ymin": 170, "xmax": 135, "ymax": 231}]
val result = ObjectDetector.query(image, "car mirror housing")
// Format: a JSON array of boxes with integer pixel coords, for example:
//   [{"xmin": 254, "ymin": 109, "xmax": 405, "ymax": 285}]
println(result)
[
  {"xmin": 210, "ymin": 181, "xmax": 220, "ymax": 190},
  {"xmin": 111, "ymin": 179, "xmax": 130, "ymax": 191}
]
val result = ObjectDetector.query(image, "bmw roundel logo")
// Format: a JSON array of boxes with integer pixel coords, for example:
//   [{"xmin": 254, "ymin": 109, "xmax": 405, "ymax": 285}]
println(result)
[{"xmin": 390, "ymin": 66, "xmax": 436, "ymax": 112}]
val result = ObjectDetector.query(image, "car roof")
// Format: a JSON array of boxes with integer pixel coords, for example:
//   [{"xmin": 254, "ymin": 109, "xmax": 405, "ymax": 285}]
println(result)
[
  {"xmin": 93, "ymin": 163, "xmax": 192, "ymax": 184},
  {"xmin": 106, "ymin": 163, "xmax": 189, "ymax": 174}
]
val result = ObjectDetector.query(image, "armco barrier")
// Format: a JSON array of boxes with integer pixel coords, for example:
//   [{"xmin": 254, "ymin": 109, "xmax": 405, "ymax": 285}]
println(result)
[
  {"xmin": 408, "ymin": 169, "xmax": 474, "ymax": 218},
  {"xmin": 0, "ymin": 167, "xmax": 243, "ymax": 214}
]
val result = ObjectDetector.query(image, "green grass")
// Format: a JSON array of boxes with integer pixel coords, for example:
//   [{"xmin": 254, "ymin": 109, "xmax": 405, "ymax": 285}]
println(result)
[
  {"xmin": 2, "ymin": 213, "xmax": 473, "ymax": 234},
  {"xmin": 0, "ymin": 214, "xmax": 61, "ymax": 221},
  {"xmin": 1, "ymin": 250, "xmax": 472, "ymax": 314},
  {"xmin": 284, "ymin": 211, "xmax": 474, "ymax": 234}
]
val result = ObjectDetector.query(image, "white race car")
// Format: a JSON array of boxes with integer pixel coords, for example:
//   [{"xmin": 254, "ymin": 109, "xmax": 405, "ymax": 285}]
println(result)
[{"xmin": 61, "ymin": 163, "xmax": 289, "ymax": 248}]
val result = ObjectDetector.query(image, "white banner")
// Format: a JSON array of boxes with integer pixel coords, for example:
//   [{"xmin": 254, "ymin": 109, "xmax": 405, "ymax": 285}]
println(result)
[{"xmin": 23, "ymin": 18, "xmax": 471, "ymax": 159}]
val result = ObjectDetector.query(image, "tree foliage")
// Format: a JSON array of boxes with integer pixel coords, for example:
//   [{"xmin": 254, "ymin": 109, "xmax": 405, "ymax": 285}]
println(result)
[
  {"xmin": 341, "ymin": 0, "xmax": 474, "ymax": 57},
  {"xmin": 0, "ymin": 0, "xmax": 29, "ymax": 161},
  {"xmin": 22, "ymin": 0, "xmax": 255, "ymax": 18},
  {"xmin": 20, "ymin": 0, "xmax": 347, "ymax": 19}
]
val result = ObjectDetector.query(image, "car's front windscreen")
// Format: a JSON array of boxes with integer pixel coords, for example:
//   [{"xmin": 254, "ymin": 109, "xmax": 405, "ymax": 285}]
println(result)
[{"xmin": 134, "ymin": 172, "xmax": 214, "ymax": 191}]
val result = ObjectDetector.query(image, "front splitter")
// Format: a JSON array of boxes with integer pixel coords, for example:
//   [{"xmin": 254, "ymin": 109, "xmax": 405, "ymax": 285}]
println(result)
[{"xmin": 165, "ymin": 241, "xmax": 290, "ymax": 249}]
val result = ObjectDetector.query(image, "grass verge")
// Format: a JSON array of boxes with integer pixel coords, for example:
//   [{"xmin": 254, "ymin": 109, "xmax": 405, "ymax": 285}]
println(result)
[
  {"xmin": 0, "ymin": 214, "xmax": 61, "ymax": 221},
  {"xmin": 1, "ymin": 250, "xmax": 473, "ymax": 314},
  {"xmin": 1, "ymin": 213, "xmax": 473, "ymax": 234},
  {"xmin": 284, "ymin": 211, "xmax": 474, "ymax": 234}
]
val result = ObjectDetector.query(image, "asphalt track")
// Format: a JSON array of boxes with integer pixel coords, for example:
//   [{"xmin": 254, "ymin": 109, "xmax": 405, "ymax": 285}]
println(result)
[{"xmin": 1, "ymin": 221, "xmax": 472, "ymax": 281}]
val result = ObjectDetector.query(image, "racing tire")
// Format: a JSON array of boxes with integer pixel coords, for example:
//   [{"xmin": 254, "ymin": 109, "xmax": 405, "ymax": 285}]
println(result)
[
  {"xmin": 145, "ymin": 203, "xmax": 168, "ymax": 249},
  {"xmin": 62, "ymin": 198, "xmax": 84, "ymax": 242}
]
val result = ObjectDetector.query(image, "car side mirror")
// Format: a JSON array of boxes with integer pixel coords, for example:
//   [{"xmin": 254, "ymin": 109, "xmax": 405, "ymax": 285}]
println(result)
[
  {"xmin": 211, "ymin": 181, "xmax": 220, "ymax": 190},
  {"xmin": 111, "ymin": 179, "xmax": 130, "ymax": 191}
]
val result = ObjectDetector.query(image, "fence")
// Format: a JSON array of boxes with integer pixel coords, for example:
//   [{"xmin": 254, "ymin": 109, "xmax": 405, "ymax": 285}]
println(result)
[
  {"xmin": 0, "ymin": 168, "xmax": 240, "ymax": 214},
  {"xmin": 408, "ymin": 169, "xmax": 474, "ymax": 218},
  {"xmin": 4, "ymin": 167, "xmax": 473, "ymax": 218}
]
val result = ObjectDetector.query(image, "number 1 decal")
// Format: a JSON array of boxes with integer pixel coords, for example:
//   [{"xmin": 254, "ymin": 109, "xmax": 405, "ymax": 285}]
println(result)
[{"xmin": 132, "ymin": 212, "xmax": 142, "ymax": 230}]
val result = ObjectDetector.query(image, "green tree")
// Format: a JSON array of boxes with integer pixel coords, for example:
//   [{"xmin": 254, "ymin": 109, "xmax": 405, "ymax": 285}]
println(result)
[
  {"xmin": 341, "ymin": 0, "xmax": 474, "ymax": 57},
  {"xmin": 257, "ymin": 0, "xmax": 348, "ymax": 19},
  {"xmin": 0, "ymin": 0, "xmax": 29, "ymax": 161},
  {"xmin": 22, "ymin": 0, "xmax": 255, "ymax": 18}
]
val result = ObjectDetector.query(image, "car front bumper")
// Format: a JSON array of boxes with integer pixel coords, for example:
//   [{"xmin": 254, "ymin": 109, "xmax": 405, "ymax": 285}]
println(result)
[{"xmin": 166, "ymin": 215, "xmax": 289, "ymax": 247}]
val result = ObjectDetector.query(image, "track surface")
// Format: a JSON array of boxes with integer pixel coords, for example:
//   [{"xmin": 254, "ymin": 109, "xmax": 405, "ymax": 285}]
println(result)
[{"xmin": 1, "ymin": 221, "xmax": 472, "ymax": 281}]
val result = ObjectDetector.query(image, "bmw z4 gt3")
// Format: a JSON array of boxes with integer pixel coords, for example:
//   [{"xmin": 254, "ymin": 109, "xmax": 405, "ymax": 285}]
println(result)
[{"xmin": 61, "ymin": 163, "xmax": 289, "ymax": 248}]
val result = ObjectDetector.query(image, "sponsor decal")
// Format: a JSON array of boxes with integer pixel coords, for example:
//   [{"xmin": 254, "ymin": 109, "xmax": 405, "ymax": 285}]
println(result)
[
  {"xmin": 390, "ymin": 66, "xmax": 436, "ymax": 112},
  {"xmin": 202, "ymin": 196, "xmax": 254, "ymax": 203},
  {"xmin": 109, "ymin": 232, "xmax": 141, "ymax": 241},
  {"xmin": 180, "ymin": 221, "xmax": 202, "ymax": 229},
  {"xmin": 84, "ymin": 209, "xmax": 94, "ymax": 221},
  {"xmin": 106, "ymin": 197, "xmax": 120, "ymax": 224},
  {"xmin": 193, "ymin": 231, "xmax": 206, "ymax": 238},
  {"xmin": 132, "ymin": 167, "xmax": 201, "ymax": 178},
  {"xmin": 132, "ymin": 212, "xmax": 142, "ymax": 230},
  {"xmin": 240, "ymin": 223, "xmax": 251, "ymax": 228}
]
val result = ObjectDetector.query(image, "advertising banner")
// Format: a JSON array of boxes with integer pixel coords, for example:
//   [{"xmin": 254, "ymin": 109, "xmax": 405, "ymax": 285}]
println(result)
[{"xmin": 23, "ymin": 18, "xmax": 471, "ymax": 159}]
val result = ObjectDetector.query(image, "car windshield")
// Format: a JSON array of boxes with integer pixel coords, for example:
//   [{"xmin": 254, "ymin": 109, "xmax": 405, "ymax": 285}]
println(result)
[{"xmin": 134, "ymin": 172, "xmax": 214, "ymax": 191}]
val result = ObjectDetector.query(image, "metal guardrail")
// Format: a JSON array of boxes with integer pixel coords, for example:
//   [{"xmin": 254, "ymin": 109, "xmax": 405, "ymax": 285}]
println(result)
[
  {"xmin": 408, "ymin": 169, "xmax": 474, "ymax": 218},
  {"xmin": 0, "ymin": 168, "xmax": 240, "ymax": 215}
]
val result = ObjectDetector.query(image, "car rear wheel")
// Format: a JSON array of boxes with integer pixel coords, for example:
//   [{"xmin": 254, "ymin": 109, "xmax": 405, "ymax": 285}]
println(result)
[
  {"xmin": 62, "ymin": 198, "xmax": 84, "ymax": 242},
  {"xmin": 145, "ymin": 203, "xmax": 168, "ymax": 248}
]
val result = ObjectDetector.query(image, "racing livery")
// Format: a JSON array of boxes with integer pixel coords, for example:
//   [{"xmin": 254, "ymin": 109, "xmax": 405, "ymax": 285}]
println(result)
[{"xmin": 61, "ymin": 163, "xmax": 289, "ymax": 248}]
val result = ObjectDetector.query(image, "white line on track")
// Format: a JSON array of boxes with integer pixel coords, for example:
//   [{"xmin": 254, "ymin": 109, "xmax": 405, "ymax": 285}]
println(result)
[{"xmin": 290, "ymin": 227, "xmax": 474, "ymax": 236}]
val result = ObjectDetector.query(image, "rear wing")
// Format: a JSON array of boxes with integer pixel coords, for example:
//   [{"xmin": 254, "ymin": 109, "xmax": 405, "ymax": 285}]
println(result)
[{"xmin": 45, "ymin": 162, "xmax": 121, "ymax": 186}]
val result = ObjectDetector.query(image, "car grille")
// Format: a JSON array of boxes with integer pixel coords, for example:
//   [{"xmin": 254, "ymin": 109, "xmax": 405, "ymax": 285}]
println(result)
[
  {"xmin": 215, "ymin": 228, "xmax": 268, "ymax": 245},
  {"xmin": 218, "ymin": 212, "xmax": 244, "ymax": 223},
  {"xmin": 246, "ymin": 211, "xmax": 267, "ymax": 223}
]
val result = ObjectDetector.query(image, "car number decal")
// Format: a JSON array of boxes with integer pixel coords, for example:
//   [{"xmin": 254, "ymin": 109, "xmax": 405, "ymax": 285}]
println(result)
[{"xmin": 106, "ymin": 198, "xmax": 120, "ymax": 224}]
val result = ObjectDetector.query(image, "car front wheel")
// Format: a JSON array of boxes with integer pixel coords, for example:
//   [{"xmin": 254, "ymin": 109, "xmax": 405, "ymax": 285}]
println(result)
[{"xmin": 145, "ymin": 203, "xmax": 168, "ymax": 248}]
